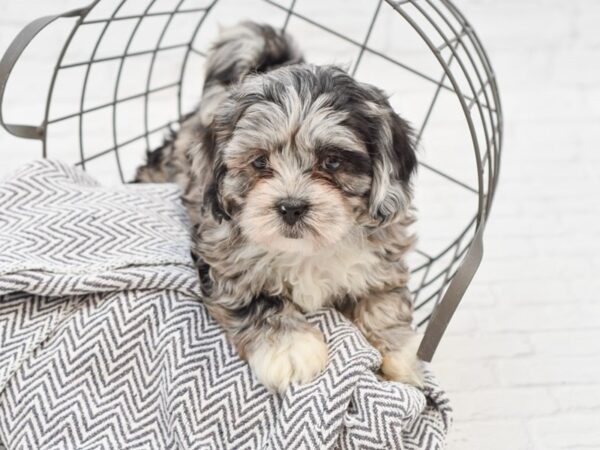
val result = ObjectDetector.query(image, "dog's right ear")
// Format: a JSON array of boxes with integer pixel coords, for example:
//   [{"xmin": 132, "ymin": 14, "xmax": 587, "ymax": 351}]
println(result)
[
  {"xmin": 203, "ymin": 167, "xmax": 230, "ymax": 222},
  {"xmin": 201, "ymin": 92, "xmax": 262, "ymax": 222},
  {"xmin": 201, "ymin": 122, "xmax": 231, "ymax": 222}
]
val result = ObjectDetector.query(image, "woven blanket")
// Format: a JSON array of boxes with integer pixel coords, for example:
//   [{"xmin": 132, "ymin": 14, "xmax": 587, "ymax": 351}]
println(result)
[{"xmin": 0, "ymin": 160, "xmax": 451, "ymax": 449}]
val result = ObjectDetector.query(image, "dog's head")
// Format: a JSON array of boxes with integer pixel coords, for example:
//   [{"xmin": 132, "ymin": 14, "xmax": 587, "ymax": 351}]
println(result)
[{"xmin": 203, "ymin": 65, "xmax": 417, "ymax": 253}]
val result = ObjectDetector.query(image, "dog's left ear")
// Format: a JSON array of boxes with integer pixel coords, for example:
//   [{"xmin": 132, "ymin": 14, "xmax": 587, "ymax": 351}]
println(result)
[{"xmin": 367, "ymin": 103, "xmax": 417, "ymax": 225}]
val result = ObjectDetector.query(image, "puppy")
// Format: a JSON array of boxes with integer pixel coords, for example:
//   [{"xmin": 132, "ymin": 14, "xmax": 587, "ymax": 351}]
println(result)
[{"xmin": 136, "ymin": 22, "xmax": 423, "ymax": 392}]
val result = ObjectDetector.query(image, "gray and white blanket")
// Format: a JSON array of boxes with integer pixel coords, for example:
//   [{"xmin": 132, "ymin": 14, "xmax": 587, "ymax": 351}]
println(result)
[{"xmin": 0, "ymin": 160, "xmax": 451, "ymax": 449}]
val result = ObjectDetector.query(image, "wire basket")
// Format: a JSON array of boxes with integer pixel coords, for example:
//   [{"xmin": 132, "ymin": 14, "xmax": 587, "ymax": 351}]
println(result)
[{"xmin": 0, "ymin": 0, "xmax": 502, "ymax": 361}]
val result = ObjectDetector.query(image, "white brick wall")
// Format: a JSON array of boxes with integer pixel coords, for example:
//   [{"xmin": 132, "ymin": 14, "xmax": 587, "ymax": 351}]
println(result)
[
  {"xmin": 1, "ymin": 1, "xmax": 599, "ymax": 449},
  {"xmin": 431, "ymin": 0, "xmax": 600, "ymax": 445}
]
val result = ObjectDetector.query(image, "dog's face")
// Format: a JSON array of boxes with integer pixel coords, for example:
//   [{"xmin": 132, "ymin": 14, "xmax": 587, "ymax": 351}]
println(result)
[{"xmin": 203, "ymin": 65, "xmax": 417, "ymax": 254}]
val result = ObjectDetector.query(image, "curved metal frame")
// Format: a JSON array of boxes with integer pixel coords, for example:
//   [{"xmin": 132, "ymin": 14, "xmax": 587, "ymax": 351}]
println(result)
[{"xmin": 0, "ymin": 0, "xmax": 503, "ymax": 362}]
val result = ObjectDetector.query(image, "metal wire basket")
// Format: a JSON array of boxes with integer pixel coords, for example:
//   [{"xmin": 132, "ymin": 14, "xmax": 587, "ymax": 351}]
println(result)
[{"xmin": 0, "ymin": 0, "xmax": 502, "ymax": 361}]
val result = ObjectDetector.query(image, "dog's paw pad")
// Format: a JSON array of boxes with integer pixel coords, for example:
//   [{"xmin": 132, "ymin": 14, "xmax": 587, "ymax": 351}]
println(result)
[{"xmin": 248, "ymin": 329, "xmax": 328, "ymax": 393}]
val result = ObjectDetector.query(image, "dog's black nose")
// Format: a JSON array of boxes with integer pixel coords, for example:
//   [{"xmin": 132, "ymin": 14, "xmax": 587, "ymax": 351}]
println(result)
[{"xmin": 277, "ymin": 199, "xmax": 309, "ymax": 225}]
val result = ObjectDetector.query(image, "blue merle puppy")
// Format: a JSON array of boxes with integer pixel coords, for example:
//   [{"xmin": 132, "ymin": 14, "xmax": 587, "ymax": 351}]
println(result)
[{"xmin": 136, "ymin": 22, "xmax": 422, "ymax": 392}]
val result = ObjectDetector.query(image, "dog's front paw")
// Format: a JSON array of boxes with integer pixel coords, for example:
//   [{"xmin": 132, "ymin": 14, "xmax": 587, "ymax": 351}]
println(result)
[
  {"xmin": 380, "ymin": 336, "xmax": 424, "ymax": 388},
  {"xmin": 247, "ymin": 329, "xmax": 328, "ymax": 393}
]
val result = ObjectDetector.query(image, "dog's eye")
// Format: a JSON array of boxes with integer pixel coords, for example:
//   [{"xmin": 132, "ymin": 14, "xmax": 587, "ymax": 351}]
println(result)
[
  {"xmin": 322, "ymin": 156, "xmax": 341, "ymax": 171},
  {"xmin": 252, "ymin": 155, "xmax": 268, "ymax": 170}
]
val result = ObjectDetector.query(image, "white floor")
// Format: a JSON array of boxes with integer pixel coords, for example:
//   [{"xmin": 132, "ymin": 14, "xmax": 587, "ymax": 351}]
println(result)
[{"xmin": 1, "ymin": 1, "xmax": 599, "ymax": 449}]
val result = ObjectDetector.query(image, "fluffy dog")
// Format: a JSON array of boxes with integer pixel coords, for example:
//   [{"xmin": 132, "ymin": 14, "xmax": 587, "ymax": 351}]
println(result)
[{"xmin": 136, "ymin": 22, "xmax": 423, "ymax": 392}]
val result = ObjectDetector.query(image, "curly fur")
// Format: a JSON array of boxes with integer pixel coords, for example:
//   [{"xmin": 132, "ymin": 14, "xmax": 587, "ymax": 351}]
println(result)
[{"xmin": 135, "ymin": 21, "xmax": 423, "ymax": 391}]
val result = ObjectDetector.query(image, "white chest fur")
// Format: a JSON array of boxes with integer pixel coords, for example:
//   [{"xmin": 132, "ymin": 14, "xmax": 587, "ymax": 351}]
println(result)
[{"xmin": 261, "ymin": 237, "xmax": 383, "ymax": 312}]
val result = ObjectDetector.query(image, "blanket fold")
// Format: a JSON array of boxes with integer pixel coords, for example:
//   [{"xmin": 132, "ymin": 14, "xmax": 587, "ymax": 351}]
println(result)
[{"xmin": 0, "ymin": 160, "xmax": 450, "ymax": 450}]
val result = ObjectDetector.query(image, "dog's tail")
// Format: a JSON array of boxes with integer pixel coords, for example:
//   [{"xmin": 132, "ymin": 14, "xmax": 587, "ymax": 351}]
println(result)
[
  {"xmin": 204, "ymin": 21, "xmax": 303, "ymax": 93},
  {"xmin": 197, "ymin": 21, "xmax": 303, "ymax": 124}
]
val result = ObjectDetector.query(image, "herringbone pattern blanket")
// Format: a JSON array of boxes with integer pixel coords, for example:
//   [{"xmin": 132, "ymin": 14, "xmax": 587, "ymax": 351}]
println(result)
[{"xmin": 0, "ymin": 160, "xmax": 451, "ymax": 449}]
